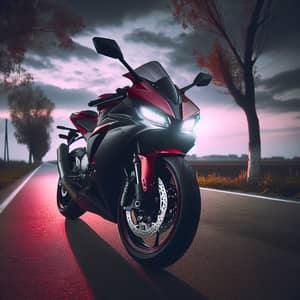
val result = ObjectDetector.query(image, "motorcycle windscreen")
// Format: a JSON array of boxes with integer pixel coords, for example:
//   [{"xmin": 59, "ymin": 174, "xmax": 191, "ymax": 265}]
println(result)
[{"xmin": 134, "ymin": 61, "xmax": 181, "ymax": 105}]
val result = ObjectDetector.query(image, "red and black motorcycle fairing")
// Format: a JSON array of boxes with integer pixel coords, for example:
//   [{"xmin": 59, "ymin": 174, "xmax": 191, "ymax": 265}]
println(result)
[
  {"xmin": 61, "ymin": 85, "xmax": 198, "ymax": 221},
  {"xmin": 62, "ymin": 63, "xmax": 200, "ymax": 223},
  {"xmin": 76, "ymin": 74, "xmax": 197, "ymax": 222},
  {"xmin": 56, "ymin": 37, "xmax": 212, "ymax": 268}
]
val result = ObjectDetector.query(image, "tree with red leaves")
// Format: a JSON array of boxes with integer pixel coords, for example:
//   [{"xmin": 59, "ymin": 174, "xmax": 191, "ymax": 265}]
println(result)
[
  {"xmin": 0, "ymin": 0, "xmax": 84, "ymax": 90},
  {"xmin": 172, "ymin": 0, "xmax": 273, "ymax": 184}
]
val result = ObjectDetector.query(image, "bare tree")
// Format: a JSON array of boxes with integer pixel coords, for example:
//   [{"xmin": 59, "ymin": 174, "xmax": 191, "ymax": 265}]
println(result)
[
  {"xmin": 0, "ymin": 0, "xmax": 84, "ymax": 90},
  {"xmin": 172, "ymin": 0, "xmax": 273, "ymax": 184},
  {"xmin": 8, "ymin": 85, "xmax": 55, "ymax": 163}
]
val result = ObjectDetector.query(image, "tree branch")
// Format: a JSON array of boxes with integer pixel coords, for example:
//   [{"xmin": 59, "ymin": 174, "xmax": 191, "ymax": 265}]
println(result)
[
  {"xmin": 205, "ymin": 0, "xmax": 244, "ymax": 68},
  {"xmin": 244, "ymin": 0, "xmax": 266, "ymax": 64}
]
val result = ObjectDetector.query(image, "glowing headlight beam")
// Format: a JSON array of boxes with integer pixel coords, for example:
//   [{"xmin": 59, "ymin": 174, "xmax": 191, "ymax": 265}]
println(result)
[
  {"xmin": 181, "ymin": 115, "xmax": 200, "ymax": 136},
  {"xmin": 139, "ymin": 107, "xmax": 169, "ymax": 127},
  {"xmin": 182, "ymin": 118, "xmax": 195, "ymax": 132}
]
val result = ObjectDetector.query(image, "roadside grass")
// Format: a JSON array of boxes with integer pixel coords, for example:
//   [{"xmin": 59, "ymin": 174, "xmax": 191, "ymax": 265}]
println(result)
[
  {"xmin": 0, "ymin": 160, "xmax": 39, "ymax": 191},
  {"xmin": 197, "ymin": 171, "xmax": 300, "ymax": 200}
]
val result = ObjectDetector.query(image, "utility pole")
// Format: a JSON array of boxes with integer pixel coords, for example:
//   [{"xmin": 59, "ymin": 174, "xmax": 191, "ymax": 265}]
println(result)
[{"xmin": 4, "ymin": 118, "xmax": 9, "ymax": 162}]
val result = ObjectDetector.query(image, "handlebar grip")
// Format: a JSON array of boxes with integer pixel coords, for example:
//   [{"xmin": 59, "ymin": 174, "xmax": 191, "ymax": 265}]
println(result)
[
  {"xmin": 59, "ymin": 134, "xmax": 68, "ymax": 139},
  {"xmin": 57, "ymin": 125, "xmax": 78, "ymax": 132},
  {"xmin": 88, "ymin": 99, "xmax": 100, "ymax": 107}
]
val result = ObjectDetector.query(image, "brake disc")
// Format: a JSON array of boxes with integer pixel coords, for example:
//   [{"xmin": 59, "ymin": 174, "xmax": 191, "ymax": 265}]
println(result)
[{"xmin": 125, "ymin": 178, "xmax": 168, "ymax": 238}]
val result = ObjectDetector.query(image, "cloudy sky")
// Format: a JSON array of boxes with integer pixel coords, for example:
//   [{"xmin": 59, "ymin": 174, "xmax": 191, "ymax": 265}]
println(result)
[{"xmin": 0, "ymin": 0, "xmax": 300, "ymax": 161}]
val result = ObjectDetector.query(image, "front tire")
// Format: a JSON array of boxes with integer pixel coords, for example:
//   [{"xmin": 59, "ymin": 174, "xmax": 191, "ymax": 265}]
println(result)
[
  {"xmin": 118, "ymin": 156, "xmax": 201, "ymax": 268},
  {"xmin": 57, "ymin": 179, "xmax": 85, "ymax": 220}
]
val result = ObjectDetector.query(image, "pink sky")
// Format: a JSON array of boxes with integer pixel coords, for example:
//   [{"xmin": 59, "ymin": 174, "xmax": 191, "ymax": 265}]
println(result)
[
  {"xmin": 0, "ymin": 7, "xmax": 299, "ymax": 161},
  {"xmin": 1, "ymin": 106, "xmax": 299, "ymax": 161}
]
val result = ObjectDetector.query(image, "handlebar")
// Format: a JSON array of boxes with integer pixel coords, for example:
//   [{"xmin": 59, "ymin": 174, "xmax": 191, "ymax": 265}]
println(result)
[
  {"xmin": 56, "ymin": 125, "xmax": 78, "ymax": 132},
  {"xmin": 88, "ymin": 86, "xmax": 129, "ymax": 107},
  {"xmin": 88, "ymin": 99, "xmax": 100, "ymax": 107},
  {"xmin": 58, "ymin": 134, "xmax": 68, "ymax": 139}
]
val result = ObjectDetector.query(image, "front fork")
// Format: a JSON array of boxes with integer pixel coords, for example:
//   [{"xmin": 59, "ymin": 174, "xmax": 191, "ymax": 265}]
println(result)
[
  {"xmin": 132, "ymin": 141, "xmax": 184, "ymax": 197},
  {"xmin": 121, "ymin": 151, "xmax": 144, "ymax": 211},
  {"xmin": 132, "ymin": 152, "xmax": 144, "ymax": 207},
  {"xmin": 122, "ymin": 141, "xmax": 184, "ymax": 211}
]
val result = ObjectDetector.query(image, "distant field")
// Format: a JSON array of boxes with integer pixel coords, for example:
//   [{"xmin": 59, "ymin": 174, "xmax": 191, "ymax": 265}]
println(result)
[
  {"xmin": 189, "ymin": 159, "xmax": 300, "ymax": 177},
  {"xmin": 1, "ymin": 159, "xmax": 299, "ymax": 200},
  {"xmin": 189, "ymin": 160, "xmax": 300, "ymax": 200},
  {"xmin": 0, "ymin": 161, "xmax": 38, "ymax": 191}
]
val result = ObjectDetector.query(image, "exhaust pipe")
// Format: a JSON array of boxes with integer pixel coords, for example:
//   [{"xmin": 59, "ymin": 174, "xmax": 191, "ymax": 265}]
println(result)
[{"xmin": 57, "ymin": 143, "xmax": 78, "ymax": 200}]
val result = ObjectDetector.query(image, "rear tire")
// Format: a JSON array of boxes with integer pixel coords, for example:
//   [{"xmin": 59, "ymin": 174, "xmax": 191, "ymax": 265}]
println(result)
[
  {"xmin": 118, "ymin": 156, "xmax": 201, "ymax": 268},
  {"xmin": 57, "ymin": 179, "xmax": 85, "ymax": 220}
]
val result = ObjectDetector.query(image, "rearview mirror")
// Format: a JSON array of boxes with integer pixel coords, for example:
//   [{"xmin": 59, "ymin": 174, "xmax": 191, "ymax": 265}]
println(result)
[
  {"xmin": 193, "ymin": 72, "xmax": 212, "ymax": 87},
  {"xmin": 181, "ymin": 72, "xmax": 212, "ymax": 93},
  {"xmin": 92, "ymin": 37, "xmax": 123, "ymax": 60}
]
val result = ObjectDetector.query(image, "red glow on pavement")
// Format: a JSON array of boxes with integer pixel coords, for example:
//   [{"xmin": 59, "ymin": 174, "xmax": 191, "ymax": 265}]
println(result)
[
  {"xmin": 0, "ymin": 164, "xmax": 169, "ymax": 300},
  {"xmin": 0, "ymin": 168, "xmax": 94, "ymax": 300}
]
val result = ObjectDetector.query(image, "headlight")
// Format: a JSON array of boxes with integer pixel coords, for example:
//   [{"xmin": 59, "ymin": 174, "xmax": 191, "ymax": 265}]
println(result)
[
  {"xmin": 139, "ymin": 106, "xmax": 170, "ymax": 128},
  {"xmin": 181, "ymin": 114, "xmax": 200, "ymax": 136}
]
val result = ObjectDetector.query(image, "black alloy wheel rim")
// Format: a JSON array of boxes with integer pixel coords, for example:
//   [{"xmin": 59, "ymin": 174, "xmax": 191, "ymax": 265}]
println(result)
[{"xmin": 120, "ymin": 163, "xmax": 181, "ymax": 254}]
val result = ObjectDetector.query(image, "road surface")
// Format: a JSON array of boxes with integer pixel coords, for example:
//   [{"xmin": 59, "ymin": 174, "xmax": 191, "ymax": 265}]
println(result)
[{"xmin": 0, "ymin": 163, "xmax": 299, "ymax": 300}]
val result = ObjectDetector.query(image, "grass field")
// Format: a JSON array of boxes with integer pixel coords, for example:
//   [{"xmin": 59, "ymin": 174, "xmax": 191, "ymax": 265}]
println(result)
[
  {"xmin": 190, "ymin": 160, "xmax": 300, "ymax": 200},
  {"xmin": 0, "ymin": 160, "xmax": 39, "ymax": 191}
]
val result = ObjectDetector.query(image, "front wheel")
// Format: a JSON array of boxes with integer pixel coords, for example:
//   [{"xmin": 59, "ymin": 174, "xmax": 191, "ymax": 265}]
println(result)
[{"xmin": 118, "ymin": 156, "xmax": 201, "ymax": 268}]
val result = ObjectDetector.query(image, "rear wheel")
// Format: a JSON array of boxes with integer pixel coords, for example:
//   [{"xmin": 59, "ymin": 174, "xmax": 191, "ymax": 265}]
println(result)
[
  {"xmin": 118, "ymin": 156, "xmax": 201, "ymax": 268},
  {"xmin": 57, "ymin": 179, "xmax": 85, "ymax": 220}
]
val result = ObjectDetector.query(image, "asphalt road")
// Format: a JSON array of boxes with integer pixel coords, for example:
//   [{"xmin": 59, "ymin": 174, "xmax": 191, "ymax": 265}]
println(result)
[{"xmin": 0, "ymin": 163, "xmax": 300, "ymax": 300}]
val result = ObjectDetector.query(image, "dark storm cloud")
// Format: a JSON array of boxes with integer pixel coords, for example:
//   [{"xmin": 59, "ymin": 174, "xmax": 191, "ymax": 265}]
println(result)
[
  {"xmin": 125, "ymin": 28, "xmax": 177, "ymax": 48},
  {"xmin": 257, "ymin": 68, "xmax": 300, "ymax": 94},
  {"xmin": 29, "ymin": 41, "xmax": 99, "ymax": 61},
  {"xmin": 0, "ymin": 83, "xmax": 97, "ymax": 110},
  {"xmin": 255, "ymin": 67, "xmax": 300, "ymax": 112},
  {"xmin": 26, "ymin": 32, "xmax": 99, "ymax": 64},
  {"xmin": 24, "ymin": 56, "xmax": 56, "ymax": 70},
  {"xmin": 35, "ymin": 83, "xmax": 97, "ymax": 109},
  {"xmin": 256, "ymin": 90, "xmax": 300, "ymax": 112},
  {"xmin": 263, "ymin": 0, "xmax": 300, "ymax": 54},
  {"xmin": 64, "ymin": 0, "xmax": 169, "ymax": 30},
  {"xmin": 125, "ymin": 28, "xmax": 211, "ymax": 70},
  {"xmin": 168, "ymin": 32, "xmax": 212, "ymax": 68},
  {"xmin": 162, "ymin": 0, "xmax": 300, "ymax": 70}
]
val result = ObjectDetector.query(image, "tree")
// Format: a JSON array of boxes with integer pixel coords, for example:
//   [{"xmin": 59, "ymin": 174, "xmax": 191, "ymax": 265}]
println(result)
[
  {"xmin": 0, "ymin": 0, "xmax": 84, "ymax": 89},
  {"xmin": 172, "ymin": 0, "xmax": 273, "ymax": 184},
  {"xmin": 8, "ymin": 85, "xmax": 55, "ymax": 163}
]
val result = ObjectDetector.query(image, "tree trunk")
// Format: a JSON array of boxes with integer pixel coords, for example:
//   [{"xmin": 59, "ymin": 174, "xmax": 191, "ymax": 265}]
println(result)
[
  {"xmin": 28, "ymin": 147, "xmax": 33, "ymax": 164},
  {"xmin": 244, "ymin": 106, "xmax": 261, "ymax": 185}
]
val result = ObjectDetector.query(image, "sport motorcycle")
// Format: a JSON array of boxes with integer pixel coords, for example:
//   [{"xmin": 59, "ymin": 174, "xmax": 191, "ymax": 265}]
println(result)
[{"xmin": 56, "ymin": 37, "xmax": 211, "ymax": 268}]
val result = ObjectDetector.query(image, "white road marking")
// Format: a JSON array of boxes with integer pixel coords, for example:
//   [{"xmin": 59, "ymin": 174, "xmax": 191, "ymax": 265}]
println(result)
[
  {"xmin": 200, "ymin": 187, "xmax": 300, "ymax": 204},
  {"xmin": 0, "ymin": 164, "xmax": 42, "ymax": 214}
]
